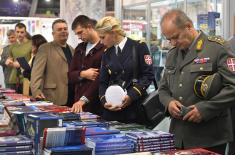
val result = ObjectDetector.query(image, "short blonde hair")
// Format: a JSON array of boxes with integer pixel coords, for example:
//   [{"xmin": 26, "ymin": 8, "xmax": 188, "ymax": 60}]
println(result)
[{"xmin": 96, "ymin": 16, "xmax": 125, "ymax": 36}]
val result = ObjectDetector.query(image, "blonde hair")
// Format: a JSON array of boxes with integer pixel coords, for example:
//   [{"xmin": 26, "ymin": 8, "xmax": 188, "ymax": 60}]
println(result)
[{"xmin": 95, "ymin": 16, "xmax": 125, "ymax": 36}]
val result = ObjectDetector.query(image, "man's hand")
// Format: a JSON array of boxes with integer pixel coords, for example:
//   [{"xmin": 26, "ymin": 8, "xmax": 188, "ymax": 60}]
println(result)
[
  {"xmin": 183, "ymin": 105, "xmax": 202, "ymax": 123},
  {"xmin": 35, "ymin": 93, "xmax": 46, "ymax": 99},
  {"xmin": 120, "ymin": 95, "xmax": 132, "ymax": 109},
  {"xmin": 71, "ymin": 100, "xmax": 85, "ymax": 113},
  {"xmin": 5, "ymin": 58, "xmax": 13, "ymax": 66},
  {"xmin": 168, "ymin": 100, "xmax": 183, "ymax": 119},
  {"xmin": 12, "ymin": 61, "xmax": 20, "ymax": 68},
  {"xmin": 80, "ymin": 68, "xmax": 99, "ymax": 81},
  {"xmin": 104, "ymin": 103, "xmax": 122, "ymax": 111}
]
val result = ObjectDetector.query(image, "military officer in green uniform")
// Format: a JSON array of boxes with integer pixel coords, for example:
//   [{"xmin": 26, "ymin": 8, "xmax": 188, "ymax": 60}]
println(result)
[{"xmin": 159, "ymin": 9, "xmax": 235, "ymax": 154}]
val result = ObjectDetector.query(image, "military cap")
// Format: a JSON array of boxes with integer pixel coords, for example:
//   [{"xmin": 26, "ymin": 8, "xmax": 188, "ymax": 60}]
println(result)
[{"xmin": 194, "ymin": 73, "xmax": 222, "ymax": 99}]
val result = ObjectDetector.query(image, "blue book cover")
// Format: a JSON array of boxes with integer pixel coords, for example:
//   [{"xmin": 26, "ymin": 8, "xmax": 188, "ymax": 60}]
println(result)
[
  {"xmin": 0, "ymin": 135, "xmax": 32, "ymax": 147},
  {"xmin": 43, "ymin": 127, "xmax": 86, "ymax": 148},
  {"xmin": 0, "ymin": 145, "xmax": 32, "ymax": 152},
  {"xmin": 54, "ymin": 112, "xmax": 80, "ymax": 121},
  {"xmin": 85, "ymin": 127, "xmax": 120, "ymax": 136},
  {"xmin": 126, "ymin": 130, "xmax": 174, "ymax": 141},
  {"xmin": 26, "ymin": 113, "xmax": 63, "ymax": 155},
  {"xmin": 63, "ymin": 121, "xmax": 109, "ymax": 128},
  {"xmin": 43, "ymin": 145, "xmax": 92, "ymax": 155},
  {"xmin": 0, "ymin": 150, "xmax": 33, "ymax": 155}
]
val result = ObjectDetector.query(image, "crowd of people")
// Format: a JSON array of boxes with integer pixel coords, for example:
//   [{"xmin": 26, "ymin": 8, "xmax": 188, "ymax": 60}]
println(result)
[{"xmin": 1, "ymin": 9, "xmax": 235, "ymax": 155}]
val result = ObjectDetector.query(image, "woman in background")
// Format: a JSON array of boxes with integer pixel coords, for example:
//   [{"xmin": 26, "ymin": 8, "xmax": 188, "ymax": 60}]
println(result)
[
  {"xmin": 21, "ymin": 34, "xmax": 47, "ymax": 95},
  {"xmin": 22, "ymin": 34, "xmax": 47, "ymax": 80}
]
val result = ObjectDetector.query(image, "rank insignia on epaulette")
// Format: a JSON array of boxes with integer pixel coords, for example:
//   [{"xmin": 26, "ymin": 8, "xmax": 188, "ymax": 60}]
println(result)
[
  {"xmin": 208, "ymin": 36, "xmax": 225, "ymax": 45},
  {"xmin": 196, "ymin": 39, "xmax": 203, "ymax": 51}
]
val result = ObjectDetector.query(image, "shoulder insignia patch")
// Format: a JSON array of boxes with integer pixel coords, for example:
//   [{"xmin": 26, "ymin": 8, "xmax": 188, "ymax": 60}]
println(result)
[{"xmin": 208, "ymin": 36, "xmax": 225, "ymax": 45}]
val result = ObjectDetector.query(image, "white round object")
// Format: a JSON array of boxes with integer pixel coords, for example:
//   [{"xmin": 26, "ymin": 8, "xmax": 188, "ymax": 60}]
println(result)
[{"xmin": 105, "ymin": 85, "xmax": 126, "ymax": 106}]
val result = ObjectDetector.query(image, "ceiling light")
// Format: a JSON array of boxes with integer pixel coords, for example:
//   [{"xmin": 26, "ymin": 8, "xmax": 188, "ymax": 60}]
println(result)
[
  {"xmin": 45, "ymin": 0, "xmax": 51, "ymax": 2},
  {"xmin": 13, "ymin": 0, "xmax": 19, "ymax": 2}
]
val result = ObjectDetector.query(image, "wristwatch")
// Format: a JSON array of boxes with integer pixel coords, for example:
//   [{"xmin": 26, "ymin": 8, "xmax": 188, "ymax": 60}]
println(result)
[{"xmin": 79, "ymin": 96, "xmax": 89, "ymax": 104}]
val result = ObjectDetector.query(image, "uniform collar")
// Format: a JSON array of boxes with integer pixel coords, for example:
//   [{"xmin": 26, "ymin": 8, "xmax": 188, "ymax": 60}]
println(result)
[
  {"xmin": 188, "ymin": 31, "xmax": 202, "ymax": 51},
  {"xmin": 116, "ymin": 37, "xmax": 127, "ymax": 50}
]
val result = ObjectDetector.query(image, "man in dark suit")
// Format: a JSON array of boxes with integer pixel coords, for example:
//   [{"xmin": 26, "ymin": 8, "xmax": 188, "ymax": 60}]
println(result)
[
  {"xmin": 158, "ymin": 9, "xmax": 235, "ymax": 154},
  {"xmin": 68, "ymin": 15, "xmax": 105, "ymax": 115}
]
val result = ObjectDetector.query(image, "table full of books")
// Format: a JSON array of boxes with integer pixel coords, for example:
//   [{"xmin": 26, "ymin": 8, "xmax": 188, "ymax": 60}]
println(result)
[{"xmin": 0, "ymin": 88, "xmax": 220, "ymax": 155}]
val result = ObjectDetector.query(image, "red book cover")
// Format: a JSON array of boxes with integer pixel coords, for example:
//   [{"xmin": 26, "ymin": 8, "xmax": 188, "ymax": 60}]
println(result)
[
  {"xmin": 159, "ymin": 148, "xmax": 221, "ymax": 155},
  {"xmin": 37, "ymin": 105, "xmax": 71, "ymax": 113}
]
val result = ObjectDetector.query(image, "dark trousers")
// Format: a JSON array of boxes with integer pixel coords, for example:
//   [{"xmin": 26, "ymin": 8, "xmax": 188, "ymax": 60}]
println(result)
[{"xmin": 204, "ymin": 143, "xmax": 227, "ymax": 155}]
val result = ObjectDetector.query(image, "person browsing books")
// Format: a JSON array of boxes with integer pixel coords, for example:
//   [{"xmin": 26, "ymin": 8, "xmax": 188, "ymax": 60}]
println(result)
[
  {"xmin": 6, "ymin": 23, "xmax": 32, "ymax": 93},
  {"xmin": 96, "ymin": 16, "xmax": 154, "ymax": 124},
  {"xmin": 68, "ymin": 15, "xmax": 105, "ymax": 115},
  {"xmin": 0, "ymin": 29, "xmax": 17, "ymax": 88},
  {"xmin": 30, "ymin": 19, "xmax": 74, "ymax": 106},
  {"xmin": 158, "ymin": 9, "xmax": 235, "ymax": 154}
]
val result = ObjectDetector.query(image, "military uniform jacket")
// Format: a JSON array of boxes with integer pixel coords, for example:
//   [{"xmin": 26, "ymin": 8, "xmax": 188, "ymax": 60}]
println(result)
[
  {"xmin": 30, "ymin": 41, "xmax": 74, "ymax": 106},
  {"xmin": 99, "ymin": 38, "xmax": 154, "ymax": 123},
  {"xmin": 159, "ymin": 31, "xmax": 235, "ymax": 148},
  {"xmin": 68, "ymin": 41, "xmax": 105, "ymax": 114}
]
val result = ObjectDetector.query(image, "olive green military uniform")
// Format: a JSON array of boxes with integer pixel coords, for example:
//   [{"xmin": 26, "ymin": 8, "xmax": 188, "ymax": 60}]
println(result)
[{"xmin": 159, "ymin": 31, "xmax": 235, "ymax": 149}]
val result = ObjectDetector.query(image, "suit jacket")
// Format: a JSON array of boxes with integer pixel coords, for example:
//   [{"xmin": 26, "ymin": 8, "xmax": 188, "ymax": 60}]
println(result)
[
  {"xmin": 68, "ymin": 41, "xmax": 105, "ymax": 114},
  {"xmin": 0, "ymin": 45, "xmax": 12, "ymax": 84},
  {"xmin": 99, "ymin": 38, "xmax": 154, "ymax": 123},
  {"xmin": 159, "ymin": 31, "xmax": 235, "ymax": 148},
  {"xmin": 30, "ymin": 41, "xmax": 74, "ymax": 105}
]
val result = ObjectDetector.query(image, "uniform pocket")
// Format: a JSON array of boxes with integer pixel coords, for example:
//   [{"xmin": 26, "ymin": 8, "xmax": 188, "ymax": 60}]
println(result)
[
  {"xmin": 190, "ymin": 63, "xmax": 212, "ymax": 72},
  {"xmin": 165, "ymin": 67, "xmax": 176, "ymax": 89}
]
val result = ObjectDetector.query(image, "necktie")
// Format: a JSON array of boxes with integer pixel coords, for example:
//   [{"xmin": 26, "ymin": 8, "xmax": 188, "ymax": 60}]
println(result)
[{"xmin": 117, "ymin": 46, "xmax": 121, "ymax": 57}]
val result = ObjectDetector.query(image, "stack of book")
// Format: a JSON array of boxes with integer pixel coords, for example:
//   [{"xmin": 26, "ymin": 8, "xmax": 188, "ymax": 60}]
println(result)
[
  {"xmin": 85, "ymin": 127, "xmax": 120, "ymax": 137},
  {"xmin": 63, "ymin": 120, "xmax": 109, "ymax": 128},
  {"xmin": 42, "ymin": 127, "xmax": 92, "ymax": 155},
  {"xmin": 126, "ymin": 130, "xmax": 175, "ymax": 153},
  {"xmin": 37, "ymin": 105, "xmax": 71, "ymax": 113},
  {"xmin": 0, "ymin": 135, "xmax": 33, "ymax": 155},
  {"xmin": 25, "ymin": 113, "xmax": 63, "ymax": 155},
  {"xmin": 86, "ymin": 134, "xmax": 134, "ymax": 155},
  {"xmin": 80, "ymin": 112, "xmax": 101, "ymax": 121},
  {"xmin": 42, "ymin": 127, "xmax": 86, "ymax": 148},
  {"xmin": 155, "ymin": 148, "xmax": 220, "ymax": 155},
  {"xmin": 108, "ymin": 121, "xmax": 147, "ymax": 131},
  {"xmin": 43, "ymin": 145, "xmax": 93, "ymax": 155},
  {"xmin": 5, "ymin": 105, "xmax": 45, "ymax": 134}
]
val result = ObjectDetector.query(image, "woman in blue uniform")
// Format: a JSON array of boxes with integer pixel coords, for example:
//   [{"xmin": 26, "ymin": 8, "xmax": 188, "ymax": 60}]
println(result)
[{"xmin": 96, "ymin": 16, "xmax": 154, "ymax": 123}]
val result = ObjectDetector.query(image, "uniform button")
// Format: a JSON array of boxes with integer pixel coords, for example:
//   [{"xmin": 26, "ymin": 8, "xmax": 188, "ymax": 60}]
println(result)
[
  {"xmin": 179, "ymin": 96, "xmax": 183, "ymax": 100},
  {"xmin": 181, "ymin": 71, "xmax": 184, "ymax": 75},
  {"xmin": 200, "ymin": 67, "xmax": 203, "ymax": 70},
  {"xmin": 179, "ymin": 83, "xmax": 182, "ymax": 87}
]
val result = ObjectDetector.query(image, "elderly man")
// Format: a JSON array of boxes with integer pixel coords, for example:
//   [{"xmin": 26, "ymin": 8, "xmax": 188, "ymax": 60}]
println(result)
[
  {"xmin": 0, "ymin": 29, "xmax": 17, "ymax": 88},
  {"xmin": 30, "ymin": 19, "xmax": 74, "ymax": 106},
  {"xmin": 158, "ymin": 9, "xmax": 235, "ymax": 154}
]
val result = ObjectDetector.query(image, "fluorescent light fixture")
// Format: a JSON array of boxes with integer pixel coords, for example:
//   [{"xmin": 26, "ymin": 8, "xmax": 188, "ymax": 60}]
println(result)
[
  {"xmin": 45, "ymin": 0, "xmax": 51, "ymax": 2},
  {"xmin": 13, "ymin": 0, "xmax": 19, "ymax": 2}
]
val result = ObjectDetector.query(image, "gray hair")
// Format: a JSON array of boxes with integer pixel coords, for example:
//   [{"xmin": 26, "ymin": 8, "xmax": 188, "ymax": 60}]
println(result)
[
  {"xmin": 7, "ymin": 29, "xmax": 15, "ymax": 36},
  {"xmin": 161, "ymin": 9, "xmax": 193, "ymax": 29}
]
